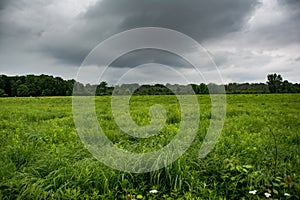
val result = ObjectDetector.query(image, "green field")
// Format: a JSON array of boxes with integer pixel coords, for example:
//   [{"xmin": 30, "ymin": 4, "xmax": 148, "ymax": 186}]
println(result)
[{"xmin": 0, "ymin": 94, "xmax": 299, "ymax": 199}]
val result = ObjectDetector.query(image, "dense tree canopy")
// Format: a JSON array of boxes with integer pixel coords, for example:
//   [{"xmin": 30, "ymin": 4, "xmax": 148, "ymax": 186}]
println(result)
[
  {"xmin": 0, "ymin": 74, "xmax": 75, "ymax": 97},
  {"xmin": 267, "ymin": 73, "xmax": 283, "ymax": 93},
  {"xmin": 0, "ymin": 73, "xmax": 299, "ymax": 97}
]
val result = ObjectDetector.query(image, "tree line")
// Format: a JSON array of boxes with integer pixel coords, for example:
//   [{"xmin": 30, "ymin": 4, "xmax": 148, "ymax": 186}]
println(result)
[{"xmin": 0, "ymin": 73, "xmax": 299, "ymax": 97}]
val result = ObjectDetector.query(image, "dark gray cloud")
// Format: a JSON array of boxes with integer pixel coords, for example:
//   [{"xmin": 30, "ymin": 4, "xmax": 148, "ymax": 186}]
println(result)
[
  {"xmin": 278, "ymin": 0, "xmax": 300, "ymax": 9},
  {"xmin": 84, "ymin": 0, "xmax": 259, "ymax": 39},
  {"xmin": 110, "ymin": 49, "xmax": 193, "ymax": 68},
  {"xmin": 37, "ymin": 0, "xmax": 260, "ymax": 66},
  {"xmin": 0, "ymin": 0, "xmax": 9, "ymax": 10}
]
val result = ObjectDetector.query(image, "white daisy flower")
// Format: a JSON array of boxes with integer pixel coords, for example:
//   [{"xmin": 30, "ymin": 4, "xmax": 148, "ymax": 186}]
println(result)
[
  {"xmin": 264, "ymin": 192, "xmax": 271, "ymax": 198},
  {"xmin": 249, "ymin": 190, "xmax": 257, "ymax": 195},
  {"xmin": 149, "ymin": 189, "xmax": 158, "ymax": 194}
]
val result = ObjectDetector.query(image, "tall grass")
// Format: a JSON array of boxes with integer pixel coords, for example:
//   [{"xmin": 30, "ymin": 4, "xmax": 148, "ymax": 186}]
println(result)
[{"xmin": 0, "ymin": 94, "xmax": 299, "ymax": 199}]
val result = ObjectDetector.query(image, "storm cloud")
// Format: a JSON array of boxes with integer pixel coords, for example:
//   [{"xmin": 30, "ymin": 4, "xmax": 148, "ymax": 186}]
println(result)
[{"xmin": 0, "ymin": 0, "xmax": 299, "ymax": 84}]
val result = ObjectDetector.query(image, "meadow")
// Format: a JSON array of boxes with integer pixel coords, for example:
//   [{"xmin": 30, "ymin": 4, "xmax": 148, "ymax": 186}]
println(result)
[{"xmin": 0, "ymin": 94, "xmax": 299, "ymax": 199}]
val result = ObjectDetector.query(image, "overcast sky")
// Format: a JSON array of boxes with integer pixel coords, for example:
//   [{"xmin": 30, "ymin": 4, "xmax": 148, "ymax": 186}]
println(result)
[{"xmin": 0, "ymin": 0, "xmax": 299, "ymax": 84}]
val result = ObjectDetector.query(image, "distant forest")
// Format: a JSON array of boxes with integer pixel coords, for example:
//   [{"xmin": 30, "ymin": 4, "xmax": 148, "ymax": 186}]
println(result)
[{"xmin": 0, "ymin": 73, "xmax": 299, "ymax": 97}]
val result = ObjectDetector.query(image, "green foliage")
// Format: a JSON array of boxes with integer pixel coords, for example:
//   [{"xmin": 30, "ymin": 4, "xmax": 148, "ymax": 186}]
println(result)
[
  {"xmin": 267, "ymin": 73, "xmax": 283, "ymax": 93},
  {"xmin": 17, "ymin": 84, "xmax": 29, "ymax": 97},
  {"xmin": 0, "ymin": 74, "xmax": 75, "ymax": 97},
  {"xmin": 226, "ymin": 83, "xmax": 270, "ymax": 94},
  {"xmin": 266, "ymin": 73, "xmax": 299, "ymax": 93},
  {"xmin": 0, "ymin": 94, "xmax": 299, "ymax": 199},
  {"xmin": 0, "ymin": 88, "xmax": 4, "ymax": 97},
  {"xmin": 1, "ymin": 73, "xmax": 300, "ymax": 97}
]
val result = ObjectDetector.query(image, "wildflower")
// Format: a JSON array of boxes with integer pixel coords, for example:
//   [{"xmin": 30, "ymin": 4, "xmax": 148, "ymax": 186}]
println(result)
[
  {"xmin": 249, "ymin": 190, "xmax": 257, "ymax": 195},
  {"xmin": 264, "ymin": 192, "xmax": 271, "ymax": 198},
  {"xmin": 284, "ymin": 193, "xmax": 290, "ymax": 196},
  {"xmin": 149, "ymin": 189, "xmax": 158, "ymax": 194}
]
